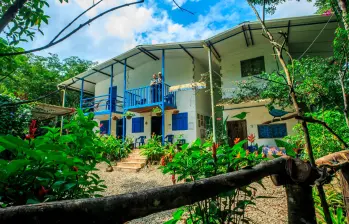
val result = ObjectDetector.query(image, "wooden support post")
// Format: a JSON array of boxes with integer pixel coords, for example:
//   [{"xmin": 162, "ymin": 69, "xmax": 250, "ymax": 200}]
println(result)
[
  {"xmin": 340, "ymin": 165, "xmax": 349, "ymax": 223},
  {"xmin": 285, "ymin": 184, "xmax": 317, "ymax": 224}
]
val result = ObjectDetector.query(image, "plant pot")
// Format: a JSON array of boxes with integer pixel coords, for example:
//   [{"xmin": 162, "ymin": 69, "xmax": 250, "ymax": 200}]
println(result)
[
  {"xmin": 156, "ymin": 112, "xmax": 162, "ymax": 116},
  {"xmin": 173, "ymin": 110, "xmax": 179, "ymax": 115},
  {"xmin": 126, "ymin": 116, "xmax": 132, "ymax": 120}
]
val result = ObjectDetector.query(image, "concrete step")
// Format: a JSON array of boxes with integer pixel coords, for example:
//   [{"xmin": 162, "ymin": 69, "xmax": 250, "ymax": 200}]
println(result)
[
  {"xmin": 122, "ymin": 158, "xmax": 147, "ymax": 163},
  {"xmin": 128, "ymin": 155, "xmax": 146, "ymax": 159},
  {"xmin": 115, "ymin": 166, "xmax": 141, "ymax": 173},
  {"xmin": 116, "ymin": 162, "xmax": 145, "ymax": 168}
]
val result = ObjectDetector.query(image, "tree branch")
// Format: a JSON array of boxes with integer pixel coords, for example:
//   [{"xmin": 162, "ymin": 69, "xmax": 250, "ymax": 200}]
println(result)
[
  {"xmin": 50, "ymin": 0, "xmax": 104, "ymax": 43},
  {"xmin": 262, "ymin": 114, "xmax": 297, "ymax": 124},
  {"xmin": 172, "ymin": 0, "xmax": 194, "ymax": 15},
  {"xmin": 0, "ymin": 0, "xmax": 145, "ymax": 57},
  {"xmin": 295, "ymin": 115, "xmax": 349, "ymax": 148},
  {"xmin": 0, "ymin": 0, "xmax": 28, "ymax": 34}
]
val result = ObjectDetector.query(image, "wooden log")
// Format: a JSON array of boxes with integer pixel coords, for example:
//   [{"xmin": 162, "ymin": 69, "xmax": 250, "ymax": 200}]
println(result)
[
  {"xmin": 0, "ymin": 157, "xmax": 289, "ymax": 224},
  {"xmin": 285, "ymin": 184, "xmax": 317, "ymax": 224}
]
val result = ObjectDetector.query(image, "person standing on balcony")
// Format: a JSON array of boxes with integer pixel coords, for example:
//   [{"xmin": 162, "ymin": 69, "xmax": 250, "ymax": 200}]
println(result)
[
  {"xmin": 157, "ymin": 72, "xmax": 163, "ymax": 102},
  {"xmin": 150, "ymin": 73, "xmax": 158, "ymax": 103}
]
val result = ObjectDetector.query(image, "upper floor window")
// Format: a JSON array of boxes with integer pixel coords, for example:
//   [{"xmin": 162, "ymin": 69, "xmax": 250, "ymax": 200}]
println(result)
[{"xmin": 240, "ymin": 56, "xmax": 265, "ymax": 77}]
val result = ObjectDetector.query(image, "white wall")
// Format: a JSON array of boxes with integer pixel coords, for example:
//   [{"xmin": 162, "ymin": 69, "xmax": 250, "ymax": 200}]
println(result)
[
  {"xmin": 94, "ymin": 56, "xmax": 209, "ymax": 144},
  {"xmin": 220, "ymin": 43, "xmax": 277, "ymax": 99}
]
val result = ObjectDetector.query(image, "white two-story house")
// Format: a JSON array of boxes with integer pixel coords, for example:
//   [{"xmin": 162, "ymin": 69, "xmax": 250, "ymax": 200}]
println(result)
[{"xmin": 58, "ymin": 14, "xmax": 337, "ymax": 146}]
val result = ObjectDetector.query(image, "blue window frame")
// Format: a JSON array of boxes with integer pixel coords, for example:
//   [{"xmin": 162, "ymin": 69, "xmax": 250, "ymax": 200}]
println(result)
[
  {"xmin": 100, "ymin": 120, "xmax": 109, "ymax": 134},
  {"xmin": 132, "ymin": 117, "xmax": 144, "ymax": 133},
  {"xmin": 258, "ymin": 123, "xmax": 287, "ymax": 138},
  {"xmin": 172, "ymin": 112, "xmax": 188, "ymax": 131}
]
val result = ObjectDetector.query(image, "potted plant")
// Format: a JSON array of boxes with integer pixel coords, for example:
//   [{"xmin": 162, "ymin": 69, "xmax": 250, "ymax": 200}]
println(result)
[
  {"xmin": 152, "ymin": 107, "xmax": 162, "ymax": 116},
  {"xmin": 112, "ymin": 115, "xmax": 119, "ymax": 120},
  {"xmin": 173, "ymin": 109, "xmax": 179, "ymax": 115},
  {"xmin": 123, "ymin": 111, "xmax": 135, "ymax": 120}
]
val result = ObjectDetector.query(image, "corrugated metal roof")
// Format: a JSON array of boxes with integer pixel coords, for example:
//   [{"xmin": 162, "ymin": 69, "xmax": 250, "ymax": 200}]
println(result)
[{"xmin": 58, "ymin": 14, "xmax": 338, "ymax": 93}]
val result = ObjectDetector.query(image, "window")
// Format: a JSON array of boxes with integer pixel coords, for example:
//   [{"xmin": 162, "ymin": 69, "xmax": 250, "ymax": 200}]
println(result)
[
  {"xmin": 241, "ymin": 56, "xmax": 265, "ymax": 77},
  {"xmin": 172, "ymin": 112, "xmax": 188, "ymax": 131},
  {"xmin": 132, "ymin": 117, "xmax": 144, "ymax": 133},
  {"xmin": 258, "ymin": 123, "xmax": 287, "ymax": 138},
  {"xmin": 100, "ymin": 120, "xmax": 109, "ymax": 134}
]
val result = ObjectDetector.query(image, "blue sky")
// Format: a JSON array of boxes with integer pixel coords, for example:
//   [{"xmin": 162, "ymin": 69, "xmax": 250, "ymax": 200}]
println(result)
[{"xmin": 19, "ymin": 0, "xmax": 317, "ymax": 63}]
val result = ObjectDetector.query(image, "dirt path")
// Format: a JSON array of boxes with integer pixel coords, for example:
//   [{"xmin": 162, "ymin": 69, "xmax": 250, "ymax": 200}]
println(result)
[{"xmin": 96, "ymin": 163, "xmax": 287, "ymax": 223}]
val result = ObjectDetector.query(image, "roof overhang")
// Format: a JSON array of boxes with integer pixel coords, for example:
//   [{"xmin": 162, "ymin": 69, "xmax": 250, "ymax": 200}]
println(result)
[
  {"xmin": 59, "ymin": 14, "xmax": 338, "ymax": 93},
  {"xmin": 32, "ymin": 103, "xmax": 75, "ymax": 121}
]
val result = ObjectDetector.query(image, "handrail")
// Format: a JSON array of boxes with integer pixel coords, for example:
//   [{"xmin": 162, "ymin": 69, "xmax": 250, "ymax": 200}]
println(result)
[
  {"xmin": 83, "ymin": 94, "xmax": 109, "ymax": 101},
  {"xmin": 125, "ymin": 83, "xmax": 171, "ymax": 92}
]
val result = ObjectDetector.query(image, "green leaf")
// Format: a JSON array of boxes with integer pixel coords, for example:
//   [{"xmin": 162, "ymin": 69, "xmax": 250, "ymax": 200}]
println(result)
[
  {"xmin": 59, "ymin": 134, "xmax": 75, "ymax": 144},
  {"xmin": 172, "ymin": 208, "xmax": 184, "ymax": 220},
  {"xmin": 26, "ymin": 198, "xmax": 40, "ymax": 204},
  {"xmin": 231, "ymin": 112, "xmax": 248, "ymax": 120},
  {"xmin": 63, "ymin": 183, "xmax": 76, "ymax": 191},
  {"xmin": 52, "ymin": 181, "xmax": 66, "ymax": 189},
  {"xmin": 274, "ymin": 139, "xmax": 296, "ymax": 157}
]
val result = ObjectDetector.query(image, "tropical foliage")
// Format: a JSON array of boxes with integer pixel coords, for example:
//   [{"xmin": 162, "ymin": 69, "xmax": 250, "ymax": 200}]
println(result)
[
  {"xmin": 161, "ymin": 139, "xmax": 266, "ymax": 223},
  {"xmin": 0, "ymin": 110, "xmax": 107, "ymax": 207}
]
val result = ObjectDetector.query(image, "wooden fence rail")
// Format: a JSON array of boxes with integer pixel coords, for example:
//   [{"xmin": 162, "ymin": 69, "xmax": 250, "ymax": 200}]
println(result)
[{"xmin": 0, "ymin": 157, "xmax": 294, "ymax": 224}]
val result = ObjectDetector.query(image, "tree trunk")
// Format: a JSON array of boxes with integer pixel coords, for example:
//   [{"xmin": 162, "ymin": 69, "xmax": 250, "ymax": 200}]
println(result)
[
  {"xmin": 339, "ymin": 165, "xmax": 349, "ymax": 223},
  {"xmin": 286, "ymin": 184, "xmax": 317, "ymax": 224},
  {"xmin": 338, "ymin": 0, "xmax": 349, "ymax": 35},
  {"xmin": 339, "ymin": 75, "xmax": 349, "ymax": 128},
  {"xmin": 0, "ymin": 0, "xmax": 28, "ymax": 34}
]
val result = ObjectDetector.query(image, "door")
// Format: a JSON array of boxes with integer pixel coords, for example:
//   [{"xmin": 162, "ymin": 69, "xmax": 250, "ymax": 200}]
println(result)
[
  {"xmin": 151, "ymin": 116, "xmax": 162, "ymax": 137},
  {"xmin": 116, "ymin": 119, "xmax": 126, "ymax": 139},
  {"xmin": 227, "ymin": 120, "xmax": 248, "ymax": 148},
  {"xmin": 108, "ymin": 86, "xmax": 117, "ymax": 112}
]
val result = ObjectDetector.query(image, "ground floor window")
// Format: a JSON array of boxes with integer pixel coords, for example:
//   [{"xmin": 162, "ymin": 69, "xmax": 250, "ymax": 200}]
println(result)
[
  {"xmin": 132, "ymin": 117, "xmax": 144, "ymax": 133},
  {"xmin": 100, "ymin": 120, "xmax": 109, "ymax": 134},
  {"xmin": 257, "ymin": 123, "xmax": 287, "ymax": 138},
  {"xmin": 172, "ymin": 112, "xmax": 188, "ymax": 131}
]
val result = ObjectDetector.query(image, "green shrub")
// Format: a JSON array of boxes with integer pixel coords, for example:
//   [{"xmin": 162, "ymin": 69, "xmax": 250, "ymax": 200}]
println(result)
[
  {"xmin": 0, "ymin": 94, "xmax": 32, "ymax": 137},
  {"xmin": 161, "ymin": 139, "xmax": 266, "ymax": 223},
  {"xmin": 284, "ymin": 110, "xmax": 349, "ymax": 159},
  {"xmin": 100, "ymin": 135, "xmax": 132, "ymax": 161},
  {"xmin": 140, "ymin": 134, "xmax": 164, "ymax": 163},
  {"xmin": 0, "ymin": 109, "xmax": 107, "ymax": 207}
]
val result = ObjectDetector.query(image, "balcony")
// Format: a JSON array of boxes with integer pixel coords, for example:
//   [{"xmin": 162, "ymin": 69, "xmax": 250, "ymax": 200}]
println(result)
[
  {"xmin": 81, "ymin": 94, "xmax": 123, "ymax": 116},
  {"xmin": 124, "ymin": 83, "xmax": 177, "ymax": 113}
]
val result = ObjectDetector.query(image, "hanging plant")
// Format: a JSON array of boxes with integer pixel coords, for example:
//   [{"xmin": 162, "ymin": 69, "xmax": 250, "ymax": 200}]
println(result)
[
  {"xmin": 123, "ymin": 111, "xmax": 135, "ymax": 120},
  {"xmin": 152, "ymin": 107, "xmax": 162, "ymax": 116},
  {"xmin": 112, "ymin": 115, "xmax": 118, "ymax": 121},
  {"xmin": 173, "ymin": 109, "xmax": 179, "ymax": 115}
]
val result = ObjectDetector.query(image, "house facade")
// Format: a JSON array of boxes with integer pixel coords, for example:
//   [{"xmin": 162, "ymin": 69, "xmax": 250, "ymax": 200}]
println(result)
[{"xmin": 58, "ymin": 15, "xmax": 337, "ymax": 146}]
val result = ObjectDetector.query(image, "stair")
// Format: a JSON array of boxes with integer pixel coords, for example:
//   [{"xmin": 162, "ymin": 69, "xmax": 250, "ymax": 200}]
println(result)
[{"xmin": 115, "ymin": 149, "xmax": 147, "ymax": 172}]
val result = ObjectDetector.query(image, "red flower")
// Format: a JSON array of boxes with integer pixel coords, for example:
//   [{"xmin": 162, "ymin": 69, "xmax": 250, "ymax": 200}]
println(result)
[
  {"xmin": 160, "ymin": 156, "xmax": 166, "ymax": 166},
  {"xmin": 99, "ymin": 123, "xmax": 103, "ymax": 128},
  {"xmin": 38, "ymin": 186, "xmax": 49, "ymax": 197},
  {"xmin": 171, "ymin": 174, "xmax": 176, "ymax": 185},
  {"xmin": 247, "ymin": 133, "xmax": 255, "ymax": 143},
  {"xmin": 26, "ymin": 120, "xmax": 37, "ymax": 139},
  {"xmin": 322, "ymin": 9, "xmax": 332, "ymax": 16},
  {"xmin": 234, "ymin": 138, "xmax": 240, "ymax": 145},
  {"xmin": 212, "ymin": 143, "xmax": 219, "ymax": 161}
]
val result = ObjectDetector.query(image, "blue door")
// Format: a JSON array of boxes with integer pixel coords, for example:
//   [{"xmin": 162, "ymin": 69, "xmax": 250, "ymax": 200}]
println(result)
[{"xmin": 108, "ymin": 86, "xmax": 117, "ymax": 112}]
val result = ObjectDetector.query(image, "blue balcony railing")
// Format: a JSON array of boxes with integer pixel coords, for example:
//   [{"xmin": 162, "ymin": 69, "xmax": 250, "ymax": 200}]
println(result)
[
  {"xmin": 81, "ymin": 94, "xmax": 123, "ymax": 114},
  {"xmin": 125, "ymin": 83, "xmax": 176, "ymax": 109}
]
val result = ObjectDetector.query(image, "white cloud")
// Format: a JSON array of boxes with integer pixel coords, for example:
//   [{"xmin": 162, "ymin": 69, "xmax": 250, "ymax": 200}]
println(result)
[{"xmin": 268, "ymin": 1, "xmax": 317, "ymax": 19}]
